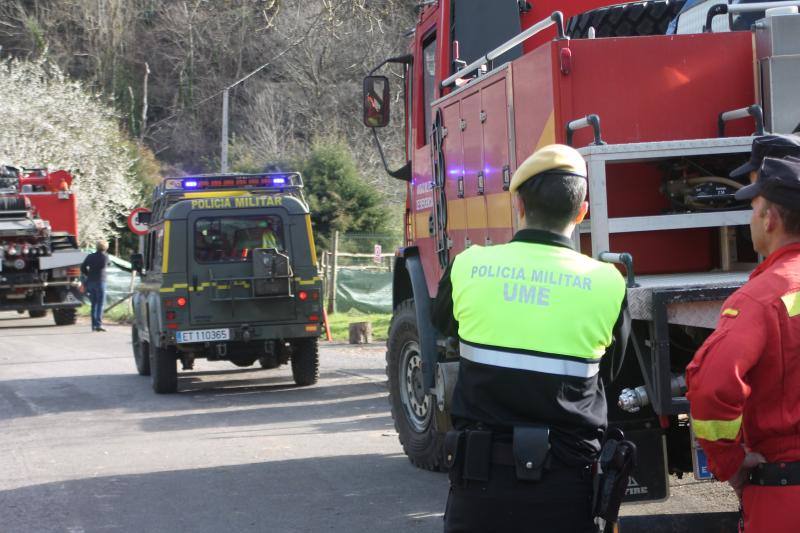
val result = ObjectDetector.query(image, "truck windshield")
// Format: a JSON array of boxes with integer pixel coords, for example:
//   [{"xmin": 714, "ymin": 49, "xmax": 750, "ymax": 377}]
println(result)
[{"xmin": 195, "ymin": 215, "xmax": 284, "ymax": 263}]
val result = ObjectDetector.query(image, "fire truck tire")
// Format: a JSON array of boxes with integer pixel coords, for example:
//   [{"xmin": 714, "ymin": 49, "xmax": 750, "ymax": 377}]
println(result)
[
  {"xmin": 52, "ymin": 308, "xmax": 77, "ymax": 326},
  {"xmin": 28, "ymin": 310, "xmax": 47, "ymax": 318},
  {"xmin": 386, "ymin": 299, "xmax": 444, "ymax": 471},
  {"xmin": 132, "ymin": 326, "xmax": 151, "ymax": 376},
  {"xmin": 150, "ymin": 344, "xmax": 178, "ymax": 394},
  {"xmin": 567, "ymin": 0, "xmax": 687, "ymax": 38},
  {"xmin": 290, "ymin": 337, "xmax": 319, "ymax": 386}
]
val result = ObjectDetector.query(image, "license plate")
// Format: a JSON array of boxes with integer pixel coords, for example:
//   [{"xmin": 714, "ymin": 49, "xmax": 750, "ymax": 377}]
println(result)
[
  {"xmin": 176, "ymin": 328, "xmax": 230, "ymax": 344},
  {"xmin": 692, "ymin": 440, "xmax": 714, "ymax": 480}
]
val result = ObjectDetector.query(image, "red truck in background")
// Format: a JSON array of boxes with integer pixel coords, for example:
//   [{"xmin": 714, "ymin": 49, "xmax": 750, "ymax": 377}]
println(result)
[
  {"xmin": 0, "ymin": 164, "xmax": 84, "ymax": 325},
  {"xmin": 364, "ymin": 0, "xmax": 800, "ymax": 504}
]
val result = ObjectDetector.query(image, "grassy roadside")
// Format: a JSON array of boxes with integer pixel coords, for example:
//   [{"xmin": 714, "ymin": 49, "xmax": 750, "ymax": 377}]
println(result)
[
  {"xmin": 77, "ymin": 302, "xmax": 392, "ymax": 342},
  {"xmin": 77, "ymin": 303, "xmax": 135, "ymax": 324},
  {"xmin": 326, "ymin": 310, "xmax": 391, "ymax": 343}
]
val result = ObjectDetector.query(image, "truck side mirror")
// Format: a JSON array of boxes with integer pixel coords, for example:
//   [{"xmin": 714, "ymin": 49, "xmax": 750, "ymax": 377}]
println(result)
[
  {"xmin": 137, "ymin": 212, "xmax": 152, "ymax": 225},
  {"xmin": 363, "ymin": 75, "xmax": 390, "ymax": 128},
  {"xmin": 130, "ymin": 253, "xmax": 144, "ymax": 275}
]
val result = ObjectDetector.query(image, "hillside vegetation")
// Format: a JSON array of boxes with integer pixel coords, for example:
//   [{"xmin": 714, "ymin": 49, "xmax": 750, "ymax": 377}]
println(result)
[{"xmin": 0, "ymin": 0, "xmax": 414, "ymax": 243}]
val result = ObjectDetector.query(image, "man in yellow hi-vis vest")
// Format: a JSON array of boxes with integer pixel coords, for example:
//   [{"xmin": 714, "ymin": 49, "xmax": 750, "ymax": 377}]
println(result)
[{"xmin": 433, "ymin": 144, "xmax": 626, "ymax": 533}]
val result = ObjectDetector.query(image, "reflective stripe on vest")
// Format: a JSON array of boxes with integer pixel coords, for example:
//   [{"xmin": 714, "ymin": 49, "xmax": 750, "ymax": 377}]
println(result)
[
  {"xmin": 459, "ymin": 341, "xmax": 602, "ymax": 378},
  {"xmin": 451, "ymin": 241, "xmax": 625, "ymax": 359}
]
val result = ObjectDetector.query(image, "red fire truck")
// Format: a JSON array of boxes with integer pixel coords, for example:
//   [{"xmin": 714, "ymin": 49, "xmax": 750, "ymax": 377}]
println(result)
[
  {"xmin": 0, "ymin": 165, "xmax": 84, "ymax": 325},
  {"xmin": 363, "ymin": 0, "xmax": 800, "ymax": 503}
]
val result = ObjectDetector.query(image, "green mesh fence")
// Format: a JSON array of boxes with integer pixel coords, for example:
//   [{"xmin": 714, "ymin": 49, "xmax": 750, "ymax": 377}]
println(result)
[{"xmin": 334, "ymin": 267, "xmax": 392, "ymax": 313}]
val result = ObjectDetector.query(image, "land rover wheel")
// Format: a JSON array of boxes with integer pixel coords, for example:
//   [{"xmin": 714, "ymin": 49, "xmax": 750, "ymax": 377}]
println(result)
[
  {"xmin": 150, "ymin": 343, "xmax": 178, "ymax": 393},
  {"xmin": 290, "ymin": 337, "xmax": 319, "ymax": 386},
  {"xmin": 52, "ymin": 308, "xmax": 77, "ymax": 326},
  {"xmin": 132, "ymin": 326, "xmax": 151, "ymax": 376},
  {"xmin": 28, "ymin": 310, "xmax": 47, "ymax": 318},
  {"xmin": 386, "ymin": 299, "xmax": 443, "ymax": 471}
]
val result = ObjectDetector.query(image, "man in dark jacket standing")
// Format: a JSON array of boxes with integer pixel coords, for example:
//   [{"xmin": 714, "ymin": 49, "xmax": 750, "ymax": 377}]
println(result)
[{"xmin": 81, "ymin": 240, "xmax": 109, "ymax": 332}]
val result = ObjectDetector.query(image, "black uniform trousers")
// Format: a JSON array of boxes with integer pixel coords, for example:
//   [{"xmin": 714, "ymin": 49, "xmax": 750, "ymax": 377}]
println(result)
[{"xmin": 443, "ymin": 461, "xmax": 596, "ymax": 533}]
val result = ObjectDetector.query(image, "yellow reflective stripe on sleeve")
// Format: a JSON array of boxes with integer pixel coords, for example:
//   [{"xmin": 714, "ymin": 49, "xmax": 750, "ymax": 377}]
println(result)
[
  {"xmin": 721, "ymin": 308, "xmax": 739, "ymax": 318},
  {"xmin": 781, "ymin": 291, "xmax": 800, "ymax": 318},
  {"xmin": 692, "ymin": 415, "xmax": 743, "ymax": 442}
]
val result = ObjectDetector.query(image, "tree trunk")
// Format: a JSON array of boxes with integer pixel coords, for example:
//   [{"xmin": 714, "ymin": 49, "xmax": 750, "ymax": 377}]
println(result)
[{"xmin": 348, "ymin": 322, "xmax": 372, "ymax": 344}]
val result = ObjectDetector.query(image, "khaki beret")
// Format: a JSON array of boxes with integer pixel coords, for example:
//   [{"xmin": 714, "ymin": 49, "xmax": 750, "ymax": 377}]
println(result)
[{"xmin": 509, "ymin": 144, "xmax": 587, "ymax": 193}]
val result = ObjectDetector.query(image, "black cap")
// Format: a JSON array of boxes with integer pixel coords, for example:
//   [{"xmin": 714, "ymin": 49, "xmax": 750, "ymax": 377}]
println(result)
[
  {"xmin": 735, "ymin": 156, "xmax": 800, "ymax": 210},
  {"xmin": 730, "ymin": 134, "xmax": 800, "ymax": 178}
]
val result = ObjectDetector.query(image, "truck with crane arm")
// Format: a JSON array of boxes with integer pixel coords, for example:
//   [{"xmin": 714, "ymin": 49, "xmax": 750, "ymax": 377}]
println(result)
[
  {"xmin": 0, "ymin": 164, "xmax": 84, "ymax": 325},
  {"xmin": 363, "ymin": 0, "xmax": 800, "ymax": 502}
]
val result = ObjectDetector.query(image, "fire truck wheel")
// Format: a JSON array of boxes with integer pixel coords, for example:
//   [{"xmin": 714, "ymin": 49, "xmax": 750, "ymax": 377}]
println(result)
[
  {"xmin": 567, "ymin": 0, "xmax": 687, "ymax": 38},
  {"xmin": 28, "ymin": 310, "xmax": 47, "ymax": 318},
  {"xmin": 132, "ymin": 326, "xmax": 151, "ymax": 376},
  {"xmin": 386, "ymin": 299, "xmax": 444, "ymax": 471},
  {"xmin": 52, "ymin": 308, "xmax": 77, "ymax": 326},
  {"xmin": 150, "ymin": 343, "xmax": 178, "ymax": 394},
  {"xmin": 290, "ymin": 337, "xmax": 319, "ymax": 386}
]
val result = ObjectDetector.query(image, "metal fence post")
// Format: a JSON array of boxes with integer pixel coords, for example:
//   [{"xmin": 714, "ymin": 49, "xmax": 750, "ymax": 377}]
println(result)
[{"xmin": 327, "ymin": 231, "xmax": 339, "ymax": 314}]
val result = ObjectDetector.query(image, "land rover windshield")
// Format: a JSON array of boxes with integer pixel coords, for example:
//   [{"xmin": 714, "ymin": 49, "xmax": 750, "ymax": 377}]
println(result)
[{"xmin": 194, "ymin": 214, "xmax": 285, "ymax": 263}]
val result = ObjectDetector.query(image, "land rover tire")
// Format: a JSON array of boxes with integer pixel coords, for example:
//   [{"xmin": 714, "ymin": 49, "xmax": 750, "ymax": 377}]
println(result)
[
  {"xmin": 567, "ymin": 0, "xmax": 687, "ymax": 38},
  {"xmin": 290, "ymin": 337, "xmax": 319, "ymax": 386},
  {"xmin": 28, "ymin": 310, "xmax": 47, "ymax": 318},
  {"xmin": 53, "ymin": 308, "xmax": 77, "ymax": 326},
  {"xmin": 150, "ymin": 343, "xmax": 178, "ymax": 393},
  {"xmin": 386, "ymin": 299, "xmax": 444, "ymax": 471},
  {"xmin": 132, "ymin": 326, "xmax": 151, "ymax": 376}
]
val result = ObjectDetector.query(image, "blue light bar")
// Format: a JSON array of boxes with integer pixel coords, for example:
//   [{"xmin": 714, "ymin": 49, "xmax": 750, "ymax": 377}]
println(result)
[
  {"xmin": 273, "ymin": 177, "xmax": 286, "ymax": 185},
  {"xmin": 184, "ymin": 180, "xmax": 199, "ymax": 189}
]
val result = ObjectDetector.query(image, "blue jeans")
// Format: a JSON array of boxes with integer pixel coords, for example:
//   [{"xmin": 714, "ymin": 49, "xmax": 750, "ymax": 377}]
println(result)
[{"xmin": 86, "ymin": 281, "xmax": 106, "ymax": 330}]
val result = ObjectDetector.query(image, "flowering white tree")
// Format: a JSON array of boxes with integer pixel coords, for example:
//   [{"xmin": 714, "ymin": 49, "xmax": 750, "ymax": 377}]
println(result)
[{"xmin": 0, "ymin": 57, "xmax": 140, "ymax": 245}]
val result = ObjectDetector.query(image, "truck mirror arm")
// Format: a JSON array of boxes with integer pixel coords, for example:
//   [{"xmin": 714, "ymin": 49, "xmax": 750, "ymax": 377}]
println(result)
[
  {"xmin": 371, "ymin": 128, "xmax": 412, "ymax": 181},
  {"xmin": 368, "ymin": 54, "xmax": 413, "ymax": 76}
]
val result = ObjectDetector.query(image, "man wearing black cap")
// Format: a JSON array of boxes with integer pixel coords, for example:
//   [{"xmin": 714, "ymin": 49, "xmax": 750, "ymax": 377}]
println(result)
[
  {"xmin": 686, "ymin": 155, "xmax": 800, "ymax": 532},
  {"xmin": 729, "ymin": 133, "xmax": 800, "ymax": 182},
  {"xmin": 433, "ymin": 144, "xmax": 627, "ymax": 532}
]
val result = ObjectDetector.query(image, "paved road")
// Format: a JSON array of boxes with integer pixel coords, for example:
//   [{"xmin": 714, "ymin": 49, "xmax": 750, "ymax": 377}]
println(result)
[{"xmin": 0, "ymin": 312, "xmax": 738, "ymax": 532}]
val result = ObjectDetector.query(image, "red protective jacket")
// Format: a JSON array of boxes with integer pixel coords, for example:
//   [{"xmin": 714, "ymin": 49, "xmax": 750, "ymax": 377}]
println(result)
[{"xmin": 686, "ymin": 242, "xmax": 800, "ymax": 482}]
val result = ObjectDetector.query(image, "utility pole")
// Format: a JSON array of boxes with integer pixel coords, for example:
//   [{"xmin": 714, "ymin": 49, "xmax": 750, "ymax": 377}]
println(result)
[
  {"xmin": 218, "ymin": 59, "xmax": 273, "ymax": 173},
  {"xmin": 220, "ymin": 88, "xmax": 230, "ymax": 173}
]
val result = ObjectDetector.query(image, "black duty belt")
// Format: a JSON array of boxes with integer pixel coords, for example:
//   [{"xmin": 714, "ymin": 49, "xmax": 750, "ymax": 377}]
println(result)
[
  {"xmin": 445, "ymin": 427, "xmax": 552, "ymax": 484},
  {"xmin": 749, "ymin": 461, "xmax": 800, "ymax": 486}
]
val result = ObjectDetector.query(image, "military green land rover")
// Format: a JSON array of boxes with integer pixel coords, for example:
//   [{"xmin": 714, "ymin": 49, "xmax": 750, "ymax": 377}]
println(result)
[{"xmin": 131, "ymin": 172, "xmax": 323, "ymax": 393}]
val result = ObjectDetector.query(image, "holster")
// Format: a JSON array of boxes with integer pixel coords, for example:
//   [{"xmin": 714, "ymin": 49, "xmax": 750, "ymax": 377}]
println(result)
[
  {"xmin": 513, "ymin": 426, "xmax": 550, "ymax": 481},
  {"xmin": 463, "ymin": 430, "xmax": 492, "ymax": 482},
  {"xmin": 592, "ymin": 428, "xmax": 637, "ymax": 524},
  {"xmin": 444, "ymin": 429, "xmax": 493, "ymax": 484},
  {"xmin": 444, "ymin": 430, "xmax": 465, "ymax": 485}
]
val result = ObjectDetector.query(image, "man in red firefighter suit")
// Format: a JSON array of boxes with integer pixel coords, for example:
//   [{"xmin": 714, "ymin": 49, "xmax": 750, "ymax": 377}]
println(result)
[{"xmin": 686, "ymin": 151, "xmax": 800, "ymax": 532}]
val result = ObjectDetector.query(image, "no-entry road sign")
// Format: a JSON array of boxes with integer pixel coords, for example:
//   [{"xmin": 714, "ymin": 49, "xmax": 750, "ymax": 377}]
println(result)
[{"xmin": 127, "ymin": 207, "xmax": 151, "ymax": 235}]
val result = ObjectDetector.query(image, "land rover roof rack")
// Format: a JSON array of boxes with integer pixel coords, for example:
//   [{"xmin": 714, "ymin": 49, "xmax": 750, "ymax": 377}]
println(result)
[{"xmin": 156, "ymin": 171, "xmax": 303, "ymax": 195}]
